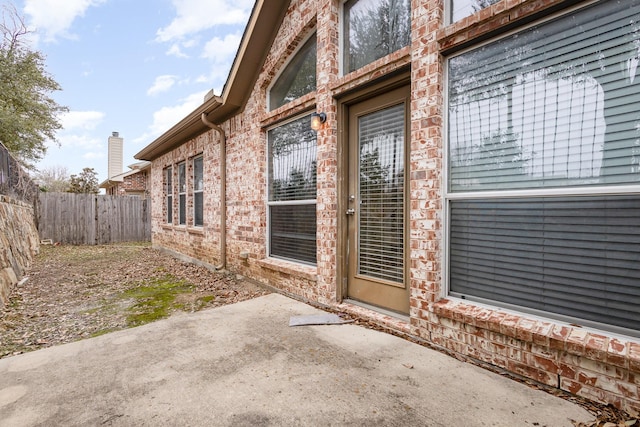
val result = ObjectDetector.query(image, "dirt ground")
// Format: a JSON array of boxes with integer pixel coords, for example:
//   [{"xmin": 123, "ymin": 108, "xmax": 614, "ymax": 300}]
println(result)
[{"xmin": 0, "ymin": 243, "xmax": 269, "ymax": 359}]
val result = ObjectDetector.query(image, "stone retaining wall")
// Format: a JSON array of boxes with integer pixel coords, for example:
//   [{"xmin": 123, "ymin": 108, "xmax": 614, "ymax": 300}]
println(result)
[{"xmin": 0, "ymin": 195, "xmax": 40, "ymax": 307}]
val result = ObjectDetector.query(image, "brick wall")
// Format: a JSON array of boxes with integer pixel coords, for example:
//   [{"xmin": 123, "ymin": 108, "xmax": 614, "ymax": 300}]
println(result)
[
  {"xmin": 147, "ymin": 0, "xmax": 640, "ymax": 415},
  {"xmin": 119, "ymin": 171, "xmax": 148, "ymax": 195},
  {"xmin": 107, "ymin": 170, "xmax": 149, "ymax": 197}
]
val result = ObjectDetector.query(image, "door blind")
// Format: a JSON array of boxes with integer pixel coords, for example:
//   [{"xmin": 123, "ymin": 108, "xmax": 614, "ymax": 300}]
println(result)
[{"xmin": 358, "ymin": 103, "xmax": 405, "ymax": 282}]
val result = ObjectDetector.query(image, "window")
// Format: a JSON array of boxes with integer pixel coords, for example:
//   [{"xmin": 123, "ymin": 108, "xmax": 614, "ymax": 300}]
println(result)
[
  {"xmin": 446, "ymin": 0, "xmax": 640, "ymax": 335},
  {"xmin": 178, "ymin": 162, "xmax": 186, "ymax": 225},
  {"xmin": 193, "ymin": 156, "xmax": 203, "ymax": 227},
  {"xmin": 269, "ymin": 33, "xmax": 317, "ymax": 110},
  {"xmin": 342, "ymin": 0, "xmax": 410, "ymax": 74},
  {"xmin": 267, "ymin": 114, "xmax": 317, "ymax": 264},
  {"xmin": 164, "ymin": 166, "xmax": 173, "ymax": 224},
  {"xmin": 449, "ymin": 0, "xmax": 499, "ymax": 23}
]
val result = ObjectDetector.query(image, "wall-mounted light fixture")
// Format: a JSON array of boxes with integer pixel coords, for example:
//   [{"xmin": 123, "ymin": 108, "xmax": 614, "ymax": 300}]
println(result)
[{"xmin": 310, "ymin": 112, "xmax": 326, "ymax": 131}]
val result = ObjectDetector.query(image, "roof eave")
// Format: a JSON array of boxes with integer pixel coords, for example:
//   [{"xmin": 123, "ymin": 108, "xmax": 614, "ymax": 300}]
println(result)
[{"xmin": 134, "ymin": 96, "xmax": 223, "ymax": 161}]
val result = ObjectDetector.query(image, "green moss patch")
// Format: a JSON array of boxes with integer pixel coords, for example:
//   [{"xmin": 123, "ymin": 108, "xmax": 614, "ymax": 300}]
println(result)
[{"xmin": 121, "ymin": 275, "xmax": 193, "ymax": 327}]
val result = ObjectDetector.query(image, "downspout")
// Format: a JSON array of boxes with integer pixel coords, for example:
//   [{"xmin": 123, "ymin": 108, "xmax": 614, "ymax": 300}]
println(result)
[{"xmin": 201, "ymin": 113, "xmax": 227, "ymax": 271}]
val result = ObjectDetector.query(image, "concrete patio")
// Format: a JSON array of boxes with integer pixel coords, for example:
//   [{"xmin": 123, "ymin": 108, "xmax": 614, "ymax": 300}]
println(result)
[{"xmin": 0, "ymin": 293, "xmax": 592, "ymax": 426}]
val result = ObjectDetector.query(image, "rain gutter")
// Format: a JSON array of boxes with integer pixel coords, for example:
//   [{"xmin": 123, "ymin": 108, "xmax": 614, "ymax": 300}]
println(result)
[{"xmin": 201, "ymin": 113, "xmax": 227, "ymax": 271}]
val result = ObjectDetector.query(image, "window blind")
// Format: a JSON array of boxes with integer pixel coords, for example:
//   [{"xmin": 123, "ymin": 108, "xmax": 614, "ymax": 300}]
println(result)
[
  {"xmin": 448, "ymin": 0, "xmax": 640, "ymax": 192},
  {"xmin": 449, "ymin": 196, "xmax": 640, "ymax": 334},
  {"xmin": 270, "ymin": 204, "xmax": 317, "ymax": 265},
  {"xmin": 178, "ymin": 162, "xmax": 186, "ymax": 225}
]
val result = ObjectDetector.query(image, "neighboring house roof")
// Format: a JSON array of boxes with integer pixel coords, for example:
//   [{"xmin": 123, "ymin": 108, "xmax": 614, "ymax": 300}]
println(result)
[
  {"xmin": 99, "ymin": 161, "xmax": 151, "ymax": 189},
  {"xmin": 135, "ymin": 0, "xmax": 290, "ymax": 161}
]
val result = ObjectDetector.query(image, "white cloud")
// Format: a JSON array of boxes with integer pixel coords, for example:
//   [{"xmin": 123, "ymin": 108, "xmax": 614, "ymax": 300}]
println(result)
[
  {"xmin": 165, "ymin": 38, "xmax": 200, "ymax": 58},
  {"xmin": 166, "ymin": 43, "xmax": 189, "ymax": 58},
  {"xmin": 54, "ymin": 111, "xmax": 106, "ymax": 158},
  {"xmin": 201, "ymin": 32, "xmax": 241, "ymax": 64},
  {"xmin": 23, "ymin": 0, "xmax": 106, "ymax": 43},
  {"xmin": 155, "ymin": 0, "xmax": 253, "ymax": 43},
  {"xmin": 134, "ymin": 91, "xmax": 209, "ymax": 144},
  {"xmin": 192, "ymin": 33, "xmax": 242, "ymax": 86},
  {"xmin": 147, "ymin": 75, "xmax": 179, "ymax": 96},
  {"xmin": 60, "ymin": 134, "xmax": 104, "ymax": 150},
  {"xmin": 60, "ymin": 110, "xmax": 105, "ymax": 131}
]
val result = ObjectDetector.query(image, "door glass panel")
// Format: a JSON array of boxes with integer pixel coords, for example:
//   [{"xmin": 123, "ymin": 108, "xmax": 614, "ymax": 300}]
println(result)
[{"xmin": 358, "ymin": 103, "xmax": 404, "ymax": 282}]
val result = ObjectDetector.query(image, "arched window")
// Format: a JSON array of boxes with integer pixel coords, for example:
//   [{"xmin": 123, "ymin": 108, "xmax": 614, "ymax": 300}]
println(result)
[{"xmin": 269, "ymin": 33, "xmax": 317, "ymax": 111}]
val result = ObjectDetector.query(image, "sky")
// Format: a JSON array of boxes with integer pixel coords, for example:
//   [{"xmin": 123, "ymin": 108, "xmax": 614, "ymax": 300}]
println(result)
[{"xmin": 5, "ymin": 0, "xmax": 254, "ymax": 182}]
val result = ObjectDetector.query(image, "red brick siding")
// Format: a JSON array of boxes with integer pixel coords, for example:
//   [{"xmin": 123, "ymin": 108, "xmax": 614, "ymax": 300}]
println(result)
[
  {"xmin": 151, "ymin": 132, "xmax": 222, "ymax": 267},
  {"xmin": 147, "ymin": 0, "xmax": 640, "ymax": 415},
  {"xmin": 107, "ymin": 171, "xmax": 149, "ymax": 197}
]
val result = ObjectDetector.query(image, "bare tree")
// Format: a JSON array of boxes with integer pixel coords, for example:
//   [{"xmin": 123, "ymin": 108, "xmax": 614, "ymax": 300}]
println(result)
[{"xmin": 34, "ymin": 165, "xmax": 70, "ymax": 192}]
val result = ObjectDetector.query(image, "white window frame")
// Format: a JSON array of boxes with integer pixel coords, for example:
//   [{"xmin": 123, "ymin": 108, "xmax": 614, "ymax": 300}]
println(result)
[{"xmin": 266, "ymin": 112, "xmax": 317, "ymax": 265}]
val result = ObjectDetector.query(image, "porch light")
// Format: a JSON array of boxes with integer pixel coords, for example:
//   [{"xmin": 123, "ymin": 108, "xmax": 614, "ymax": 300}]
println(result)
[{"xmin": 310, "ymin": 112, "xmax": 326, "ymax": 131}]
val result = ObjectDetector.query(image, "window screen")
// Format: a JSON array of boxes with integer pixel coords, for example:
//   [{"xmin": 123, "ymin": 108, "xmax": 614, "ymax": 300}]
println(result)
[
  {"xmin": 268, "ymin": 115, "xmax": 317, "ymax": 264},
  {"xmin": 448, "ymin": 0, "xmax": 640, "ymax": 193}
]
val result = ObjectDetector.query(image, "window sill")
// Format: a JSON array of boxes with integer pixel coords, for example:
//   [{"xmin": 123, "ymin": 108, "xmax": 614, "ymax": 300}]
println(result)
[
  {"xmin": 256, "ymin": 258, "xmax": 317, "ymax": 282},
  {"xmin": 431, "ymin": 298, "xmax": 639, "ymax": 369},
  {"xmin": 160, "ymin": 224, "xmax": 188, "ymax": 231},
  {"xmin": 187, "ymin": 227, "xmax": 204, "ymax": 235}
]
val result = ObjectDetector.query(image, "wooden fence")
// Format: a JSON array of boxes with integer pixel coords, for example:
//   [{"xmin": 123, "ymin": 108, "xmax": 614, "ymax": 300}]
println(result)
[{"xmin": 37, "ymin": 193, "xmax": 151, "ymax": 244}]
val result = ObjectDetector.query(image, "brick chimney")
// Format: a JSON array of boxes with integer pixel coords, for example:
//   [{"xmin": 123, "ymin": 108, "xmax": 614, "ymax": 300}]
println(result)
[{"xmin": 107, "ymin": 132, "xmax": 123, "ymax": 179}]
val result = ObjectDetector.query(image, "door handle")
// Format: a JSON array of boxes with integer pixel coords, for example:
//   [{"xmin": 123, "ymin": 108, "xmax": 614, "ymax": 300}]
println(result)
[{"xmin": 346, "ymin": 208, "xmax": 355, "ymax": 216}]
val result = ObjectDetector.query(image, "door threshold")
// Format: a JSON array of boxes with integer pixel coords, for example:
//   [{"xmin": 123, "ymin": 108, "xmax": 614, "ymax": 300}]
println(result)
[{"xmin": 343, "ymin": 299, "xmax": 410, "ymax": 323}]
